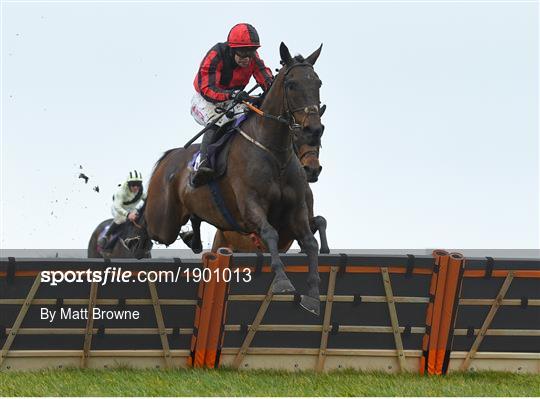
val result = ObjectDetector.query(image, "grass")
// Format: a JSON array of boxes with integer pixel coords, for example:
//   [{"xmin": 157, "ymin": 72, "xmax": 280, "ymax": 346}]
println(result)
[{"xmin": 1, "ymin": 368, "xmax": 539, "ymax": 397}]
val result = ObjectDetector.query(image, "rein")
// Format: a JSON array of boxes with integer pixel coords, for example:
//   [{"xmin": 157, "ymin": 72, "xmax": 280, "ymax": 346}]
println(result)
[
  {"xmin": 235, "ymin": 62, "xmax": 320, "ymax": 172},
  {"xmin": 131, "ymin": 220, "xmax": 144, "ymax": 230},
  {"xmin": 242, "ymin": 62, "xmax": 321, "ymax": 131}
]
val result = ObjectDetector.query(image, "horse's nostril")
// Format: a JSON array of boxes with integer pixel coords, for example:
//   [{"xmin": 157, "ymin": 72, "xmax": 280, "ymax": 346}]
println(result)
[
  {"xmin": 310, "ymin": 126, "xmax": 323, "ymax": 139},
  {"xmin": 303, "ymin": 166, "xmax": 315, "ymax": 175}
]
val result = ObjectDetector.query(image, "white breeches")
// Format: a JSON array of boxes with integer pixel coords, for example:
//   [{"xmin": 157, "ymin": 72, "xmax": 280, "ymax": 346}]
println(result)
[{"xmin": 190, "ymin": 92, "xmax": 247, "ymax": 127}]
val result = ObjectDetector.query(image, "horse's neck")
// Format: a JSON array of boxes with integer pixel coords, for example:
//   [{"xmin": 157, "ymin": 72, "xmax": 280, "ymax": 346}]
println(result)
[{"xmin": 246, "ymin": 79, "xmax": 291, "ymax": 153}]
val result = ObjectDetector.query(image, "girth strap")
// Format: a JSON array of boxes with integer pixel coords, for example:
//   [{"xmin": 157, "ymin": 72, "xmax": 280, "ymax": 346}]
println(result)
[{"xmin": 207, "ymin": 181, "xmax": 243, "ymax": 232}]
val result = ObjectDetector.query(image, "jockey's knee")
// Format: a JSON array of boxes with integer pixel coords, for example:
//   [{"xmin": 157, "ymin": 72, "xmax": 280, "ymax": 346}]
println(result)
[{"xmin": 113, "ymin": 215, "xmax": 127, "ymax": 225}]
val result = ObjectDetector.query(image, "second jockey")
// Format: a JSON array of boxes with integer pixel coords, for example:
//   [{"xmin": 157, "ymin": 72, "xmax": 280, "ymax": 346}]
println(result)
[{"xmin": 98, "ymin": 170, "xmax": 147, "ymax": 249}]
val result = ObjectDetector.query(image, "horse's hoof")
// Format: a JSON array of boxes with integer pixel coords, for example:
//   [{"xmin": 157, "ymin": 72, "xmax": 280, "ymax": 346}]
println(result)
[
  {"xmin": 189, "ymin": 235, "xmax": 203, "ymax": 254},
  {"xmin": 191, "ymin": 244, "xmax": 202, "ymax": 254},
  {"xmin": 300, "ymin": 295, "xmax": 320, "ymax": 317},
  {"xmin": 272, "ymin": 278, "xmax": 296, "ymax": 294},
  {"xmin": 320, "ymin": 247, "xmax": 330, "ymax": 254},
  {"xmin": 179, "ymin": 230, "xmax": 194, "ymax": 247}
]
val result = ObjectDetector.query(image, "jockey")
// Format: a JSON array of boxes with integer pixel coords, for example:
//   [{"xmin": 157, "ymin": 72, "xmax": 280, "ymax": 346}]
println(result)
[
  {"xmin": 98, "ymin": 170, "xmax": 146, "ymax": 248},
  {"xmin": 190, "ymin": 23, "xmax": 274, "ymax": 186}
]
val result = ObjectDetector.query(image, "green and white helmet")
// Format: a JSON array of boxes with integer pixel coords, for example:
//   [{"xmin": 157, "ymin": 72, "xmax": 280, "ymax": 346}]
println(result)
[{"xmin": 126, "ymin": 170, "xmax": 143, "ymax": 184}]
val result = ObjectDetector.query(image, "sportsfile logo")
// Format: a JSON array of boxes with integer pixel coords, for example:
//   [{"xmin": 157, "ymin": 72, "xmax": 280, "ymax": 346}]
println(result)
[
  {"xmin": 40, "ymin": 266, "xmax": 252, "ymax": 286},
  {"xmin": 40, "ymin": 267, "xmax": 183, "ymax": 286}
]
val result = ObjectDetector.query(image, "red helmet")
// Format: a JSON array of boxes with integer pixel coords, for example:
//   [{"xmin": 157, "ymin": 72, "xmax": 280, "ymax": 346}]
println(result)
[{"xmin": 227, "ymin": 23, "xmax": 260, "ymax": 48}]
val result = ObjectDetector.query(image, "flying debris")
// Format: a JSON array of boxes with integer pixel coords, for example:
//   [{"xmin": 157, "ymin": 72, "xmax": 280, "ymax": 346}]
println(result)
[
  {"xmin": 79, "ymin": 165, "xmax": 83, "ymax": 169},
  {"xmin": 78, "ymin": 173, "xmax": 89, "ymax": 184},
  {"xmin": 93, "ymin": 186, "xmax": 100, "ymax": 193}
]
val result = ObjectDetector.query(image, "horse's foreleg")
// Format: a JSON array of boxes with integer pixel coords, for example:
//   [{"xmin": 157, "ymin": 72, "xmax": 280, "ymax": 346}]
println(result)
[
  {"xmin": 310, "ymin": 215, "xmax": 330, "ymax": 254},
  {"xmin": 259, "ymin": 221, "xmax": 296, "ymax": 293},
  {"xmin": 291, "ymin": 212, "xmax": 321, "ymax": 316},
  {"xmin": 243, "ymin": 203, "xmax": 295, "ymax": 293}
]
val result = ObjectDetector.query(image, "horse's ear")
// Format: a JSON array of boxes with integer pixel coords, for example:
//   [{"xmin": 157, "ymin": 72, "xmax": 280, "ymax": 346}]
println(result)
[
  {"xmin": 280, "ymin": 42, "xmax": 293, "ymax": 66},
  {"xmin": 306, "ymin": 43, "xmax": 323, "ymax": 65}
]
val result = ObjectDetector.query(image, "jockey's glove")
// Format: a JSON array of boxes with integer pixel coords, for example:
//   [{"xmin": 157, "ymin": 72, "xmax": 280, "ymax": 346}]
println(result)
[{"xmin": 231, "ymin": 90, "xmax": 250, "ymax": 103}]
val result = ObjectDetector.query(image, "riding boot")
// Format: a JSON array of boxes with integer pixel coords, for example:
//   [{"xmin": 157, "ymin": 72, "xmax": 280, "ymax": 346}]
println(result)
[
  {"xmin": 192, "ymin": 126, "xmax": 218, "ymax": 187},
  {"xmin": 98, "ymin": 222, "xmax": 122, "ymax": 248}
]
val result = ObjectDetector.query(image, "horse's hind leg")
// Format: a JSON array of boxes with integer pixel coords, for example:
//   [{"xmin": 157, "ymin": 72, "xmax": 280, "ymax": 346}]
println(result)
[
  {"xmin": 189, "ymin": 215, "xmax": 203, "ymax": 254},
  {"xmin": 310, "ymin": 215, "xmax": 330, "ymax": 254}
]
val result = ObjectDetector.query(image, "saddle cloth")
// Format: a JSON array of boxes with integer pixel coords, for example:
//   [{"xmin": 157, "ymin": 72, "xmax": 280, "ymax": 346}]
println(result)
[{"xmin": 190, "ymin": 114, "xmax": 247, "ymax": 180}]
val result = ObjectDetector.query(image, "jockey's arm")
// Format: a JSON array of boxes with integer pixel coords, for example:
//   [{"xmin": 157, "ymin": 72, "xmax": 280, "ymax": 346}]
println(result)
[
  {"xmin": 112, "ymin": 185, "xmax": 130, "ymax": 218},
  {"xmin": 198, "ymin": 51, "xmax": 233, "ymax": 102},
  {"xmin": 252, "ymin": 53, "xmax": 274, "ymax": 91}
]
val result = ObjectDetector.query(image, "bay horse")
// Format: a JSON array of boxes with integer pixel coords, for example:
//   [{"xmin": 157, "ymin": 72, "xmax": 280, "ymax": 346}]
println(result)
[
  {"xmin": 88, "ymin": 217, "xmax": 152, "ymax": 259},
  {"xmin": 144, "ymin": 43, "xmax": 325, "ymax": 315}
]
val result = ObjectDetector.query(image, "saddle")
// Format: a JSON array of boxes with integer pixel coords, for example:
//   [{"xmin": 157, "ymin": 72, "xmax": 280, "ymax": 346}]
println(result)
[{"xmin": 190, "ymin": 115, "xmax": 247, "ymax": 186}]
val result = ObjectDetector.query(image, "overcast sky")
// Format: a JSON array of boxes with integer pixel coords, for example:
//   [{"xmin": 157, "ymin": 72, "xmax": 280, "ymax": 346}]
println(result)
[{"xmin": 1, "ymin": 0, "xmax": 538, "ymax": 252}]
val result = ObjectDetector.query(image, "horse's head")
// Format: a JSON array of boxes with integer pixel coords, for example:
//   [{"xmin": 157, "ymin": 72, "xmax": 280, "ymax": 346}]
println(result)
[
  {"xmin": 279, "ymin": 42, "xmax": 325, "ymax": 147},
  {"xmin": 293, "ymin": 132, "xmax": 322, "ymax": 183},
  {"xmin": 123, "ymin": 210, "xmax": 153, "ymax": 259}
]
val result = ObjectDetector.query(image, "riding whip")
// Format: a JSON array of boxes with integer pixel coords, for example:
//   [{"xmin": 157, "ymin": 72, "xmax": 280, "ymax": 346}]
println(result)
[{"xmin": 183, "ymin": 84, "xmax": 260, "ymax": 149}]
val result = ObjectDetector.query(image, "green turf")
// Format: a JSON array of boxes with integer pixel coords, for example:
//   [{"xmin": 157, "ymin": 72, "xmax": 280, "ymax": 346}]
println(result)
[{"xmin": 1, "ymin": 368, "xmax": 539, "ymax": 397}]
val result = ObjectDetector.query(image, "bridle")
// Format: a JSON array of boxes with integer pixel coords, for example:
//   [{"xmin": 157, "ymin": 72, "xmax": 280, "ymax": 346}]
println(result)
[
  {"xmin": 240, "ymin": 62, "xmax": 322, "ymax": 131},
  {"xmin": 236, "ymin": 61, "xmax": 322, "ymax": 170},
  {"xmin": 281, "ymin": 62, "xmax": 322, "ymax": 131}
]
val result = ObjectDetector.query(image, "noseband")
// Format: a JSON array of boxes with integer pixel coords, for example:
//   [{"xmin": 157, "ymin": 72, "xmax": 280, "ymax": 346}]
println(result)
[{"xmin": 298, "ymin": 146, "xmax": 320, "ymax": 164}]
